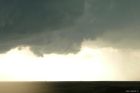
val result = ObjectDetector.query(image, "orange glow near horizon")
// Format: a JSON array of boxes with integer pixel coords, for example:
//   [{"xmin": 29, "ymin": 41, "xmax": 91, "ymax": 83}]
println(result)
[
  {"xmin": 0, "ymin": 43, "xmax": 126, "ymax": 81},
  {"xmin": 1, "ymin": 40, "xmax": 140, "ymax": 81}
]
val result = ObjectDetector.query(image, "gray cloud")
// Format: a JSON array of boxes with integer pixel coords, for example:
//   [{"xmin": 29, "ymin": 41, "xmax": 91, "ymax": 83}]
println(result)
[{"xmin": 0, "ymin": 0, "xmax": 140, "ymax": 56}]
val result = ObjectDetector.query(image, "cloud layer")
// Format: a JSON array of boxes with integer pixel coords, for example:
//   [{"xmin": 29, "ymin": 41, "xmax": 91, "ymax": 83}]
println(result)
[{"xmin": 0, "ymin": 0, "xmax": 140, "ymax": 55}]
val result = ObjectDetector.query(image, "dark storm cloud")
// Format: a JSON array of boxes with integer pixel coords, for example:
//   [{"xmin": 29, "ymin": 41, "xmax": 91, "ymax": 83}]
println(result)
[
  {"xmin": 0, "ymin": 0, "xmax": 140, "ymax": 55},
  {"xmin": 0, "ymin": 0, "xmax": 85, "ymax": 55}
]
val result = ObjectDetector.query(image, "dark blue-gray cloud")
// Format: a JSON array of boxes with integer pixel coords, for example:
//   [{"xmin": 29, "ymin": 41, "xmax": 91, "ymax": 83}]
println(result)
[
  {"xmin": 0, "ymin": 0, "xmax": 140, "ymax": 56},
  {"xmin": 0, "ymin": 0, "xmax": 85, "ymax": 55}
]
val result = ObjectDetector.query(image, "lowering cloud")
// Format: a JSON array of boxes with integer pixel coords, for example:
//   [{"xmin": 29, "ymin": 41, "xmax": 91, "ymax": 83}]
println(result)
[{"xmin": 0, "ymin": 0, "xmax": 140, "ymax": 56}]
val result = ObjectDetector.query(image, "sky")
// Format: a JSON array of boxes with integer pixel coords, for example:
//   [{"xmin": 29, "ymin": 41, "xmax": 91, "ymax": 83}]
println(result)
[{"xmin": 0, "ymin": 0, "xmax": 140, "ymax": 81}]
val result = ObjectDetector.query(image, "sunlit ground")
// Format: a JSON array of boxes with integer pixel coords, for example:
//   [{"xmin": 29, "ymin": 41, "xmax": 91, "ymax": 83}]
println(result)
[{"xmin": 0, "ymin": 40, "xmax": 140, "ymax": 81}]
